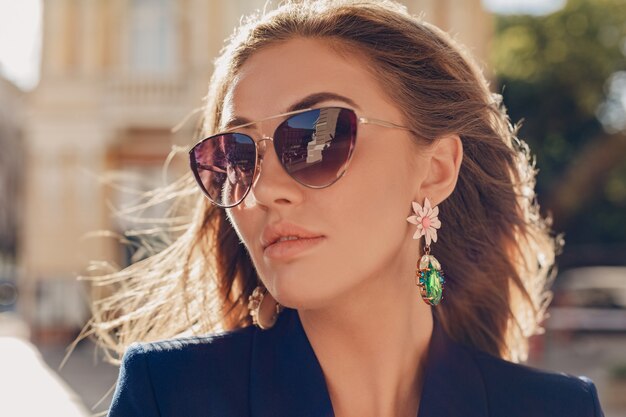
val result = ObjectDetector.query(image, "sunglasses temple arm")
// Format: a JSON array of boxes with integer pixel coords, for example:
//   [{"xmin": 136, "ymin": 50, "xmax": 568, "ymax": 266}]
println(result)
[{"xmin": 358, "ymin": 117, "xmax": 413, "ymax": 132}]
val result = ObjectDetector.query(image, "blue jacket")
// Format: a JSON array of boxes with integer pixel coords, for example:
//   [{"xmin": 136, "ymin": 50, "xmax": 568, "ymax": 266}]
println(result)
[{"xmin": 107, "ymin": 307, "xmax": 605, "ymax": 416}]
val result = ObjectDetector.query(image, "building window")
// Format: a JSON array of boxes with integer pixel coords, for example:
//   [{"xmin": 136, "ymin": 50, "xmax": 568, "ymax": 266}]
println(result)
[{"xmin": 129, "ymin": 0, "xmax": 177, "ymax": 74}]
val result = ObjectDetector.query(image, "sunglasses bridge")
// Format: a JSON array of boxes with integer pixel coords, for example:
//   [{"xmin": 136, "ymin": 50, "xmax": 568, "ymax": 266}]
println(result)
[{"xmin": 247, "ymin": 136, "xmax": 273, "ymax": 188}]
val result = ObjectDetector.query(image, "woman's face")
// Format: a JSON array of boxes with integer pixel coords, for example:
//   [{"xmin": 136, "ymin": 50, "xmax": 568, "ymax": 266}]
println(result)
[{"xmin": 222, "ymin": 38, "xmax": 430, "ymax": 310}]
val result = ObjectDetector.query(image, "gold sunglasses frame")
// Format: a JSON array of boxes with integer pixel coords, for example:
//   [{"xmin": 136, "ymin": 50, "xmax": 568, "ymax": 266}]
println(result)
[{"xmin": 189, "ymin": 106, "xmax": 413, "ymax": 207}]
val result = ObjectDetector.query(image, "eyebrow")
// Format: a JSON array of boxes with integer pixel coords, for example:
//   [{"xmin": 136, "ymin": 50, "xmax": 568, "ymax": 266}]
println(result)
[{"xmin": 222, "ymin": 92, "xmax": 361, "ymax": 130}]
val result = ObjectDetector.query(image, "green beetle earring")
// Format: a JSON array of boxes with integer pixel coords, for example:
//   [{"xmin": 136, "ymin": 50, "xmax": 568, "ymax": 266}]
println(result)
[{"xmin": 406, "ymin": 197, "xmax": 445, "ymax": 306}]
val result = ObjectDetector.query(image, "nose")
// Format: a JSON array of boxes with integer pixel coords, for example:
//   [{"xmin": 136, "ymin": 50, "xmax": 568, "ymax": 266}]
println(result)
[{"xmin": 248, "ymin": 136, "xmax": 303, "ymax": 207}]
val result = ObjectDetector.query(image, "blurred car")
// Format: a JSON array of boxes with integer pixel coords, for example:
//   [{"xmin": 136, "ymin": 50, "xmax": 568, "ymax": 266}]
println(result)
[
  {"xmin": 0, "ymin": 279, "xmax": 18, "ymax": 313},
  {"xmin": 546, "ymin": 266, "xmax": 626, "ymax": 334}
]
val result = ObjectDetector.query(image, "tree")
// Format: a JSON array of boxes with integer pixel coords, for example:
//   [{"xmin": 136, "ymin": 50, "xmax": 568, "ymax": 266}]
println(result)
[{"xmin": 492, "ymin": 0, "xmax": 626, "ymax": 264}]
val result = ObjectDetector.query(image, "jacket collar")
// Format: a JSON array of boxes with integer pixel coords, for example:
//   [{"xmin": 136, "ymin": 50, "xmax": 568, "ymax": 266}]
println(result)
[{"xmin": 249, "ymin": 307, "xmax": 489, "ymax": 417}]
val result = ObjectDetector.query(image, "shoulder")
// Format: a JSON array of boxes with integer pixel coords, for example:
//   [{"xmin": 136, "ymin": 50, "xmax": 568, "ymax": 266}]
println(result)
[
  {"xmin": 134, "ymin": 324, "xmax": 255, "ymax": 359},
  {"xmin": 109, "ymin": 325, "xmax": 256, "ymax": 417},
  {"xmin": 467, "ymin": 346, "xmax": 604, "ymax": 417},
  {"xmin": 125, "ymin": 324, "xmax": 256, "ymax": 381}
]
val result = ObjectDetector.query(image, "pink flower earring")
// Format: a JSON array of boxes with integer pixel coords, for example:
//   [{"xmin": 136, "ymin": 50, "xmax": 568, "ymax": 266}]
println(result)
[{"xmin": 406, "ymin": 197, "xmax": 445, "ymax": 306}]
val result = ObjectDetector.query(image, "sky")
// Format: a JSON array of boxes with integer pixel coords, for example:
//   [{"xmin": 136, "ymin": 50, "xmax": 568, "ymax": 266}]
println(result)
[
  {"xmin": 0, "ymin": 0, "xmax": 566, "ymax": 91},
  {"xmin": 0, "ymin": 0, "xmax": 42, "ymax": 90},
  {"xmin": 482, "ymin": 0, "xmax": 566, "ymax": 16}
]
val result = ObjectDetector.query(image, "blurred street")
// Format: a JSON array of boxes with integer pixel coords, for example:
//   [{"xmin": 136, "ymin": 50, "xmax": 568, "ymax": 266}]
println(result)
[
  {"xmin": 530, "ymin": 331, "xmax": 626, "ymax": 417},
  {"xmin": 0, "ymin": 313, "xmax": 118, "ymax": 417},
  {"xmin": 39, "ymin": 339, "xmax": 120, "ymax": 416},
  {"xmin": 0, "ymin": 336, "xmax": 90, "ymax": 417}
]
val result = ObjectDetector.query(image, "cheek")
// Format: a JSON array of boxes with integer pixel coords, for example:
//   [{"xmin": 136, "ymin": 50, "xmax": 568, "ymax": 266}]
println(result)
[
  {"xmin": 268, "ymin": 148, "xmax": 412, "ymax": 306},
  {"xmin": 226, "ymin": 143, "xmax": 416, "ymax": 310},
  {"xmin": 225, "ymin": 208, "xmax": 261, "ymax": 256},
  {"xmin": 343, "ymin": 137, "xmax": 415, "ymax": 209},
  {"xmin": 331, "ymin": 148, "xmax": 412, "ymax": 251}
]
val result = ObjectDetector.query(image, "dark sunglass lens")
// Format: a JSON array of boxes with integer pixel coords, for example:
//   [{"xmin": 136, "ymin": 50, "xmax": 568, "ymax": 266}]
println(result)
[
  {"xmin": 191, "ymin": 133, "xmax": 256, "ymax": 207},
  {"xmin": 274, "ymin": 107, "xmax": 356, "ymax": 187}
]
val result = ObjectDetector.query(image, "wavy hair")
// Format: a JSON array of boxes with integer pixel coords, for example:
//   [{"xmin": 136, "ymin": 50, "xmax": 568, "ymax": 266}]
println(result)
[{"xmin": 82, "ymin": 0, "xmax": 563, "ymax": 365}]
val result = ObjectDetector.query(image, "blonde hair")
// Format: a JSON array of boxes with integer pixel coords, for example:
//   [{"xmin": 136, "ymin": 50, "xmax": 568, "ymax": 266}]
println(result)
[{"xmin": 83, "ymin": 0, "xmax": 563, "ymax": 365}]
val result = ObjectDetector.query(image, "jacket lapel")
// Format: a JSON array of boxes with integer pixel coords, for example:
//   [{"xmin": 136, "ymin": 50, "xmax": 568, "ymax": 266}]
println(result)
[
  {"xmin": 249, "ymin": 307, "xmax": 489, "ymax": 417},
  {"xmin": 416, "ymin": 310, "xmax": 490, "ymax": 417},
  {"xmin": 249, "ymin": 307, "xmax": 334, "ymax": 417}
]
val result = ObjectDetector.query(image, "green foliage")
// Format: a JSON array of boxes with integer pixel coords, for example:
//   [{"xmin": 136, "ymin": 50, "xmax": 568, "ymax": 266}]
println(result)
[
  {"xmin": 492, "ymin": 0, "xmax": 626, "ymax": 251},
  {"xmin": 610, "ymin": 362, "xmax": 626, "ymax": 380}
]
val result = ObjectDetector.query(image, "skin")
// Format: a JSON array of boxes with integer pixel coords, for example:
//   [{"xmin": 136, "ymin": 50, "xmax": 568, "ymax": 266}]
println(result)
[{"xmin": 222, "ymin": 38, "xmax": 463, "ymax": 417}]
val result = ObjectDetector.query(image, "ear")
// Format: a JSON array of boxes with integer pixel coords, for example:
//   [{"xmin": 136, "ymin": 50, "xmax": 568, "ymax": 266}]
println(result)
[{"xmin": 416, "ymin": 134, "xmax": 463, "ymax": 205}]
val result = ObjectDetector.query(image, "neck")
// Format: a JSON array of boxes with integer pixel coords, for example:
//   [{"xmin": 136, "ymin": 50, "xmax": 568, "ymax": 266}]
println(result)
[{"xmin": 297, "ymin": 258, "xmax": 434, "ymax": 417}]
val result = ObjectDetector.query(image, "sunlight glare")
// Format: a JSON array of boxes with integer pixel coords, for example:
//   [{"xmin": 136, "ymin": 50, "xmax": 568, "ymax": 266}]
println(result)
[{"xmin": 0, "ymin": 0, "xmax": 42, "ymax": 90}]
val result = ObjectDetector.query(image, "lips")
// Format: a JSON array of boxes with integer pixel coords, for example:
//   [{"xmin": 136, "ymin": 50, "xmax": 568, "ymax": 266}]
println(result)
[
  {"xmin": 261, "ymin": 221, "xmax": 324, "ymax": 250},
  {"xmin": 263, "ymin": 236, "xmax": 326, "ymax": 260}
]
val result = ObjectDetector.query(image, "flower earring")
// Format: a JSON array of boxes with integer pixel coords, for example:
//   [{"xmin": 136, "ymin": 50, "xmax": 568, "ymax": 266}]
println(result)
[
  {"xmin": 406, "ymin": 197, "xmax": 446, "ymax": 306},
  {"xmin": 248, "ymin": 284, "xmax": 283, "ymax": 329}
]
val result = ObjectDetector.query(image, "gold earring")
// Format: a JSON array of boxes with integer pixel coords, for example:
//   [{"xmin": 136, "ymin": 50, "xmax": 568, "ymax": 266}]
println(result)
[
  {"xmin": 406, "ymin": 197, "xmax": 445, "ymax": 306},
  {"xmin": 247, "ymin": 285, "xmax": 284, "ymax": 329},
  {"xmin": 416, "ymin": 245, "xmax": 445, "ymax": 306}
]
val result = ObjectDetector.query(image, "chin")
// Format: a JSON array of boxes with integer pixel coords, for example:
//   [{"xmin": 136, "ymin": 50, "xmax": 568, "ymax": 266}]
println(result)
[
  {"xmin": 271, "ymin": 288, "xmax": 329, "ymax": 311},
  {"xmin": 280, "ymin": 297, "xmax": 331, "ymax": 311},
  {"xmin": 268, "ymin": 276, "xmax": 345, "ymax": 311}
]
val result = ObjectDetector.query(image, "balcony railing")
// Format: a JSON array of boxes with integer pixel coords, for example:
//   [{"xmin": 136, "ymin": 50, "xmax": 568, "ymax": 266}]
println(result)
[{"xmin": 105, "ymin": 74, "xmax": 189, "ymax": 107}]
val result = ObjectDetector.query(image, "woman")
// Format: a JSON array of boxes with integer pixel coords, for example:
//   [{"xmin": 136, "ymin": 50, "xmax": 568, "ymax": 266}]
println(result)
[{"xmin": 99, "ymin": 0, "xmax": 605, "ymax": 416}]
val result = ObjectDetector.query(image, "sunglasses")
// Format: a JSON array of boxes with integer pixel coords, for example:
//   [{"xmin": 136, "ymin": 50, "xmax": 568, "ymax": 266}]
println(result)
[{"xmin": 189, "ymin": 106, "xmax": 412, "ymax": 208}]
